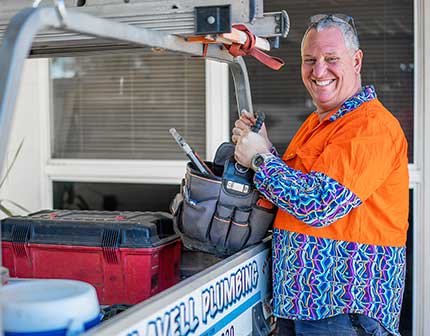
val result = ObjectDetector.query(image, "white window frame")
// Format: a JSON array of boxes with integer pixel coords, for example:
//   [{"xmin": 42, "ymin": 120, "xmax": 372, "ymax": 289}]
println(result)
[
  {"xmin": 39, "ymin": 59, "xmax": 230, "ymax": 208},
  {"xmin": 413, "ymin": 0, "xmax": 430, "ymax": 334}
]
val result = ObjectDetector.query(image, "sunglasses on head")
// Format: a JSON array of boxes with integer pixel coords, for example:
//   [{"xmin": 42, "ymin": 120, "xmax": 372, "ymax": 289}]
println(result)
[{"xmin": 309, "ymin": 14, "xmax": 358, "ymax": 37}]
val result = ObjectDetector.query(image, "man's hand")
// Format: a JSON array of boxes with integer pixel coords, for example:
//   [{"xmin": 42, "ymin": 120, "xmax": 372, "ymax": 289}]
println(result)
[
  {"xmin": 235, "ymin": 130, "xmax": 271, "ymax": 168},
  {"xmin": 232, "ymin": 110, "xmax": 272, "ymax": 148}
]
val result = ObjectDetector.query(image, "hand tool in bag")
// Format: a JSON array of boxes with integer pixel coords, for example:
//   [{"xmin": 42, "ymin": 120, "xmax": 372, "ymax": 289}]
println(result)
[
  {"xmin": 235, "ymin": 111, "xmax": 274, "ymax": 210},
  {"xmin": 169, "ymin": 128, "xmax": 216, "ymax": 178},
  {"xmin": 234, "ymin": 111, "xmax": 266, "ymax": 174},
  {"xmin": 251, "ymin": 112, "xmax": 274, "ymax": 209},
  {"xmin": 251, "ymin": 111, "xmax": 266, "ymax": 133}
]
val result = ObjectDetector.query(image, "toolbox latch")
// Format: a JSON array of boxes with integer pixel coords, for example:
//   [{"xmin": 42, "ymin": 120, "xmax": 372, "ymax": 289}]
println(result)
[{"xmin": 102, "ymin": 229, "xmax": 120, "ymax": 264}]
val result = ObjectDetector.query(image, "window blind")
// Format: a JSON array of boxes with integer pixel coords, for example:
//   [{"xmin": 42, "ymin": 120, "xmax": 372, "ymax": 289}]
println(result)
[{"xmin": 51, "ymin": 50, "xmax": 206, "ymax": 160}]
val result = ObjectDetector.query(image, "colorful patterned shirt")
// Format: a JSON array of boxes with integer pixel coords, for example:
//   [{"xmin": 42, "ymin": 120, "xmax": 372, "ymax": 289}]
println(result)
[{"xmin": 253, "ymin": 86, "xmax": 409, "ymax": 335}]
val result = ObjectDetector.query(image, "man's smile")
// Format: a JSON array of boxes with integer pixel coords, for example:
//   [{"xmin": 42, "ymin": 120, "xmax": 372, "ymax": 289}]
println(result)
[{"xmin": 312, "ymin": 79, "xmax": 336, "ymax": 87}]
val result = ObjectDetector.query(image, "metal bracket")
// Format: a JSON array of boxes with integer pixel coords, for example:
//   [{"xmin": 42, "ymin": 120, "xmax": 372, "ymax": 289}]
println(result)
[
  {"xmin": 249, "ymin": 0, "xmax": 257, "ymax": 23},
  {"xmin": 194, "ymin": 5, "xmax": 231, "ymax": 35},
  {"xmin": 267, "ymin": 10, "xmax": 290, "ymax": 49},
  {"xmin": 255, "ymin": 10, "xmax": 290, "ymax": 38},
  {"xmin": 33, "ymin": 0, "xmax": 67, "ymax": 23},
  {"xmin": 280, "ymin": 10, "xmax": 290, "ymax": 38}
]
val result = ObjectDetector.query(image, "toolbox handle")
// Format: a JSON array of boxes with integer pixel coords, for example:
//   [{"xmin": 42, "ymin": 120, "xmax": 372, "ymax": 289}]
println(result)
[
  {"xmin": 102, "ymin": 229, "xmax": 120, "ymax": 264},
  {"xmin": 11, "ymin": 223, "xmax": 31, "ymax": 258},
  {"xmin": 11, "ymin": 223, "xmax": 31, "ymax": 242},
  {"xmin": 102, "ymin": 228, "xmax": 121, "ymax": 248}
]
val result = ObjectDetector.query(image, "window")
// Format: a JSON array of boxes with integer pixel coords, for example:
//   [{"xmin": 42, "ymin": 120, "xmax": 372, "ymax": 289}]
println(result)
[
  {"xmin": 48, "ymin": 51, "xmax": 229, "ymax": 211},
  {"xmin": 51, "ymin": 51, "xmax": 206, "ymax": 160}
]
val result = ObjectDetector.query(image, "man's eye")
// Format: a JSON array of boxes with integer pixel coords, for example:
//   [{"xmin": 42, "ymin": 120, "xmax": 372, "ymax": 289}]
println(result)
[
  {"xmin": 327, "ymin": 57, "xmax": 339, "ymax": 63},
  {"xmin": 304, "ymin": 59, "xmax": 315, "ymax": 65}
]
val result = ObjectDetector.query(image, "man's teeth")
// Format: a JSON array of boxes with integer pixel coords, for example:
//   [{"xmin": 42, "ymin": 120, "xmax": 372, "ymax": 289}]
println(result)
[{"xmin": 314, "ymin": 79, "xmax": 334, "ymax": 86}]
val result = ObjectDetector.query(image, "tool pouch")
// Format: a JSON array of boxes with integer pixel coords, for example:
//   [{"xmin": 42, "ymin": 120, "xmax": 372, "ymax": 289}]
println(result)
[{"xmin": 170, "ymin": 142, "xmax": 276, "ymax": 257}]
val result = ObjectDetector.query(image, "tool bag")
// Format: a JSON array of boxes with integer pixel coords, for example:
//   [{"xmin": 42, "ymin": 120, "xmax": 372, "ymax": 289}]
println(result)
[{"xmin": 170, "ymin": 142, "xmax": 276, "ymax": 257}]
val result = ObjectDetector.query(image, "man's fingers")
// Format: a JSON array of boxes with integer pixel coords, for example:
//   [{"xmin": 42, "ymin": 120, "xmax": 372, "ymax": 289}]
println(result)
[
  {"xmin": 240, "ymin": 110, "xmax": 256, "ymax": 125},
  {"xmin": 231, "ymin": 128, "xmax": 242, "ymax": 144},
  {"xmin": 235, "ymin": 119, "xmax": 252, "ymax": 129},
  {"xmin": 240, "ymin": 116, "xmax": 255, "ymax": 126},
  {"xmin": 240, "ymin": 109, "xmax": 254, "ymax": 119}
]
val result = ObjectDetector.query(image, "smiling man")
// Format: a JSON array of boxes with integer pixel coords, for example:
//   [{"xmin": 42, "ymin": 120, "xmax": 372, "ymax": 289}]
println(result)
[
  {"xmin": 232, "ymin": 14, "xmax": 409, "ymax": 336},
  {"xmin": 301, "ymin": 24, "xmax": 363, "ymax": 121}
]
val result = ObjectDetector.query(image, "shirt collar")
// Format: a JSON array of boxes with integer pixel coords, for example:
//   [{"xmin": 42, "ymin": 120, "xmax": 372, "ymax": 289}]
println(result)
[{"xmin": 328, "ymin": 85, "xmax": 377, "ymax": 122}]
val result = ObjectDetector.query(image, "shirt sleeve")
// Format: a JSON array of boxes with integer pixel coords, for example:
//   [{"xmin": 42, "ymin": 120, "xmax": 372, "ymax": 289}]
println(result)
[{"xmin": 254, "ymin": 154, "xmax": 362, "ymax": 228}]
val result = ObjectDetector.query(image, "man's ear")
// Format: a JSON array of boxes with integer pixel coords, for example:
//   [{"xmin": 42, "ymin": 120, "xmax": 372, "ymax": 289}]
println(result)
[{"xmin": 353, "ymin": 49, "xmax": 363, "ymax": 74}]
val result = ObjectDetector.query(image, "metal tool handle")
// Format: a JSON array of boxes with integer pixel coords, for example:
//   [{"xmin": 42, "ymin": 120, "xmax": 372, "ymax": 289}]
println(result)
[{"xmin": 170, "ymin": 128, "xmax": 215, "ymax": 177}]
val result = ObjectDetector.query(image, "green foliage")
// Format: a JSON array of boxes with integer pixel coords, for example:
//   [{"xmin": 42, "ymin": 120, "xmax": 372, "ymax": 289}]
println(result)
[{"xmin": 0, "ymin": 139, "xmax": 29, "ymax": 217}]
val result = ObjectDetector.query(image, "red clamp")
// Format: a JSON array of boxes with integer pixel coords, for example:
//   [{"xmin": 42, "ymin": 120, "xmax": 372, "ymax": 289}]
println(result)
[{"xmin": 224, "ymin": 24, "xmax": 285, "ymax": 71}]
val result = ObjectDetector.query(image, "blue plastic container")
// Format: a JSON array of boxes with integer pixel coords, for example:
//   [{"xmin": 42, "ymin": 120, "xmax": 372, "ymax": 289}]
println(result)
[{"xmin": 0, "ymin": 279, "xmax": 101, "ymax": 336}]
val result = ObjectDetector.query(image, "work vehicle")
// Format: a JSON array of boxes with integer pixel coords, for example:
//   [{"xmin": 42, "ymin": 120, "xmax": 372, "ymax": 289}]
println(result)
[{"xmin": 0, "ymin": 1, "xmax": 289, "ymax": 335}]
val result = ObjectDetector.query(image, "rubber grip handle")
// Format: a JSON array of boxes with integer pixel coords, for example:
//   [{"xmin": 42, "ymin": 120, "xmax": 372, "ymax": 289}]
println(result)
[{"xmin": 251, "ymin": 112, "xmax": 265, "ymax": 133}]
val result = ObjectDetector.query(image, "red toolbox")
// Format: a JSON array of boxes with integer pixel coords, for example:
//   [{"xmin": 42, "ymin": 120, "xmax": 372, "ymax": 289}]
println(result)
[{"xmin": 1, "ymin": 210, "xmax": 181, "ymax": 305}]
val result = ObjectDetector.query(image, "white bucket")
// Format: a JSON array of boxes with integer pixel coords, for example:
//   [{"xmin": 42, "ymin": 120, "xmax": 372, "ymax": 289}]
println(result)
[{"xmin": 0, "ymin": 279, "xmax": 101, "ymax": 336}]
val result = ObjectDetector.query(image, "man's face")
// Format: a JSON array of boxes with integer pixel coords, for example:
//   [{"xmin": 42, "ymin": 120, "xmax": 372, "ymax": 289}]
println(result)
[{"xmin": 301, "ymin": 27, "xmax": 363, "ymax": 115}]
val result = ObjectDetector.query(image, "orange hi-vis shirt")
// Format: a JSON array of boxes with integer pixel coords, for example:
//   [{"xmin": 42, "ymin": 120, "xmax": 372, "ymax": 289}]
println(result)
[
  {"xmin": 273, "ymin": 90, "xmax": 409, "ymax": 247},
  {"xmin": 254, "ymin": 86, "xmax": 409, "ymax": 335}
]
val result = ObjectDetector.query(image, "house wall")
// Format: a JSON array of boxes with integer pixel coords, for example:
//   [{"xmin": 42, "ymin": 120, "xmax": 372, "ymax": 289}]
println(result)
[{"xmin": 0, "ymin": 59, "xmax": 49, "ymax": 215}]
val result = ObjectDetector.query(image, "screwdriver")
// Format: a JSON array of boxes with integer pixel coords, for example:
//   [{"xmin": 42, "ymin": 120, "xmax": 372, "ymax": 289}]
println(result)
[{"xmin": 169, "ymin": 128, "xmax": 215, "ymax": 178}]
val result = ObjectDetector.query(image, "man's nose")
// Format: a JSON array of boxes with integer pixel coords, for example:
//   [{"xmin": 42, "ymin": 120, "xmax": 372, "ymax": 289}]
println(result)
[{"xmin": 313, "ymin": 60, "xmax": 327, "ymax": 78}]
